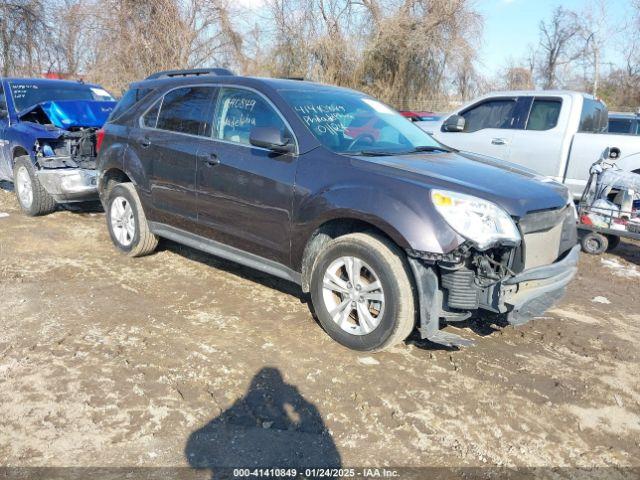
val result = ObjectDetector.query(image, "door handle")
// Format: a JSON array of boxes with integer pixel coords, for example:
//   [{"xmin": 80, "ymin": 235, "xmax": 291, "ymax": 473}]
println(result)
[
  {"xmin": 138, "ymin": 136, "xmax": 151, "ymax": 148},
  {"xmin": 491, "ymin": 138, "xmax": 507, "ymax": 145},
  {"xmin": 200, "ymin": 153, "xmax": 220, "ymax": 167}
]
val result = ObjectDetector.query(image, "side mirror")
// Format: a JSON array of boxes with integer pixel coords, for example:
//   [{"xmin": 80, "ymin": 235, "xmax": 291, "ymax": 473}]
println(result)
[
  {"xmin": 249, "ymin": 126, "xmax": 295, "ymax": 154},
  {"xmin": 609, "ymin": 147, "xmax": 621, "ymax": 159},
  {"xmin": 443, "ymin": 114, "xmax": 465, "ymax": 132}
]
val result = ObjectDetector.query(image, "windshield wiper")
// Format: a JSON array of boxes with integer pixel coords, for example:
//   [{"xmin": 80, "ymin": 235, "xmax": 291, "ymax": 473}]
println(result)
[
  {"xmin": 346, "ymin": 145, "xmax": 451, "ymax": 157},
  {"xmin": 348, "ymin": 150, "xmax": 399, "ymax": 156},
  {"xmin": 402, "ymin": 145, "xmax": 451, "ymax": 154}
]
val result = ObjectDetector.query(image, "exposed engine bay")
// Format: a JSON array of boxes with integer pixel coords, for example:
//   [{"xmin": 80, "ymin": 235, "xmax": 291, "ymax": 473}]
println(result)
[
  {"xmin": 17, "ymin": 98, "xmax": 113, "ymax": 172},
  {"xmin": 34, "ymin": 128, "xmax": 99, "ymax": 170}
]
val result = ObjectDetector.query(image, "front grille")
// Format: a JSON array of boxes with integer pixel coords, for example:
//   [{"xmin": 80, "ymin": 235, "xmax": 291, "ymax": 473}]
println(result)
[
  {"xmin": 519, "ymin": 207, "xmax": 567, "ymax": 234},
  {"xmin": 518, "ymin": 205, "xmax": 576, "ymax": 270}
]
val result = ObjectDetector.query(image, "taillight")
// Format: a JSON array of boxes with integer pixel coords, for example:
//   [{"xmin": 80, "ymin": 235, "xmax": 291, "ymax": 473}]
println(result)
[{"xmin": 96, "ymin": 128, "xmax": 105, "ymax": 153}]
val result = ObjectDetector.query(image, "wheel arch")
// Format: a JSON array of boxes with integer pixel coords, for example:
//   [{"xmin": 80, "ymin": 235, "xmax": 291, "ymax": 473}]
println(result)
[
  {"xmin": 98, "ymin": 167, "xmax": 133, "ymax": 206},
  {"xmin": 11, "ymin": 146, "xmax": 31, "ymax": 163},
  {"xmin": 299, "ymin": 216, "xmax": 408, "ymax": 293}
]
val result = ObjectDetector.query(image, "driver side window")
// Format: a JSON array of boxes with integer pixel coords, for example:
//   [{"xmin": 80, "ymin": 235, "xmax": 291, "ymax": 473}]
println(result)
[
  {"xmin": 212, "ymin": 87, "xmax": 288, "ymax": 146},
  {"xmin": 461, "ymin": 99, "xmax": 517, "ymax": 133}
]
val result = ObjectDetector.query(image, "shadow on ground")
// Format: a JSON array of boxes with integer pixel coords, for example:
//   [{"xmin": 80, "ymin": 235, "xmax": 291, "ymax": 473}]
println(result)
[
  {"xmin": 0, "ymin": 180, "xmax": 14, "ymax": 192},
  {"xmin": 610, "ymin": 238, "xmax": 640, "ymax": 266},
  {"xmin": 159, "ymin": 239, "xmax": 304, "ymax": 299},
  {"xmin": 160, "ymin": 238, "xmax": 514, "ymax": 352},
  {"xmin": 0, "ymin": 179, "xmax": 103, "ymax": 214},
  {"xmin": 185, "ymin": 367, "xmax": 340, "ymax": 479}
]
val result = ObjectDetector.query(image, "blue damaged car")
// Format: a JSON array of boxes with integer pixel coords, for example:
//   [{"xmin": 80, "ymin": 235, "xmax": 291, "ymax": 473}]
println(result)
[{"xmin": 0, "ymin": 77, "xmax": 116, "ymax": 215}]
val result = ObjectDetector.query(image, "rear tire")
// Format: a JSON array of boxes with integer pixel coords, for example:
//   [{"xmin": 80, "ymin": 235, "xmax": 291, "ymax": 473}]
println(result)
[
  {"xmin": 310, "ymin": 232, "xmax": 416, "ymax": 352},
  {"xmin": 581, "ymin": 231, "xmax": 608, "ymax": 255},
  {"xmin": 13, "ymin": 156, "xmax": 56, "ymax": 216},
  {"xmin": 106, "ymin": 183, "xmax": 158, "ymax": 257}
]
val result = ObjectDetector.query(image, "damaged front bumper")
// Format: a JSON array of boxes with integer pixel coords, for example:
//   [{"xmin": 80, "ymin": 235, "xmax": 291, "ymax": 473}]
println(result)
[
  {"xmin": 500, "ymin": 244, "xmax": 580, "ymax": 325},
  {"xmin": 37, "ymin": 168, "xmax": 98, "ymax": 202},
  {"xmin": 408, "ymin": 244, "xmax": 580, "ymax": 347}
]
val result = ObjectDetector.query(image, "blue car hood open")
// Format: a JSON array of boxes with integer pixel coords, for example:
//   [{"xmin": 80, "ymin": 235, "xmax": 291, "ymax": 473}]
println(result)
[{"xmin": 19, "ymin": 100, "xmax": 116, "ymax": 129}]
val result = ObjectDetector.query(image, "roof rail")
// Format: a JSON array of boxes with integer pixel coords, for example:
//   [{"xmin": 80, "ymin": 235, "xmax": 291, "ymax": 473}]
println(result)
[{"xmin": 145, "ymin": 68, "xmax": 235, "ymax": 80}]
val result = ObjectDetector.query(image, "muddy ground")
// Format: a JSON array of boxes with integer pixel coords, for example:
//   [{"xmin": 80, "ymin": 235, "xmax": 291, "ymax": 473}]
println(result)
[{"xmin": 0, "ymin": 184, "xmax": 639, "ymax": 477}]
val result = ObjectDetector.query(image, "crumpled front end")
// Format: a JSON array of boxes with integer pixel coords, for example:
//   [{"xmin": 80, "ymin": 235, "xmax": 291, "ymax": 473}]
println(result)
[
  {"xmin": 408, "ymin": 204, "xmax": 580, "ymax": 346},
  {"xmin": 17, "ymin": 100, "xmax": 113, "ymax": 202},
  {"xmin": 33, "ymin": 129, "xmax": 99, "ymax": 202}
]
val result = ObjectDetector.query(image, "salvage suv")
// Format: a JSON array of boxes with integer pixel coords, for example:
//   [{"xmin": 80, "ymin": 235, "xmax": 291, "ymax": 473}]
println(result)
[
  {"xmin": 0, "ymin": 77, "xmax": 116, "ymax": 215},
  {"xmin": 97, "ymin": 70, "xmax": 580, "ymax": 351}
]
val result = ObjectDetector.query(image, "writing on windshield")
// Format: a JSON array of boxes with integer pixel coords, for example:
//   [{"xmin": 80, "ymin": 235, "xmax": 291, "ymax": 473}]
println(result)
[
  {"xmin": 281, "ymin": 88, "xmax": 439, "ymax": 154},
  {"xmin": 9, "ymin": 82, "xmax": 114, "ymax": 111}
]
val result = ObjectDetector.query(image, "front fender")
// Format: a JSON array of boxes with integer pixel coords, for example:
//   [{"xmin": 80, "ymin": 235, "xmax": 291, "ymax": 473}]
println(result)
[{"xmin": 291, "ymin": 183, "xmax": 463, "ymax": 268}]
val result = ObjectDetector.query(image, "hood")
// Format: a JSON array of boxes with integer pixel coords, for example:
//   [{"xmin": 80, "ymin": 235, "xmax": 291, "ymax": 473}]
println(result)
[
  {"xmin": 18, "ymin": 100, "xmax": 117, "ymax": 129},
  {"xmin": 353, "ymin": 150, "xmax": 569, "ymax": 218}
]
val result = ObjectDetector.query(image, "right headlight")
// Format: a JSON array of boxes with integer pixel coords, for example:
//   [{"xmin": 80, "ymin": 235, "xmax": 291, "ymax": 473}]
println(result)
[{"xmin": 431, "ymin": 189, "xmax": 521, "ymax": 250}]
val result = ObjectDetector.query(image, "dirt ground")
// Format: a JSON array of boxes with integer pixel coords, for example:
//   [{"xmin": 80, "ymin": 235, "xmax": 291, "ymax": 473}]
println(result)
[{"xmin": 0, "ymin": 184, "xmax": 639, "ymax": 476}]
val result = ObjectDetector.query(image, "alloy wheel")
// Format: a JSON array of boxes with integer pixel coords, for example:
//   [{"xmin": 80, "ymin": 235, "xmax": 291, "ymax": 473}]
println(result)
[
  {"xmin": 110, "ymin": 196, "xmax": 135, "ymax": 247},
  {"xmin": 16, "ymin": 166, "xmax": 33, "ymax": 208},
  {"xmin": 321, "ymin": 256, "xmax": 385, "ymax": 336}
]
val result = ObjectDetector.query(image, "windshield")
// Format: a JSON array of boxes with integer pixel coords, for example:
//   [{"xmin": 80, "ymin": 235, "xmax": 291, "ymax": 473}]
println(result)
[
  {"xmin": 279, "ymin": 89, "xmax": 441, "ymax": 154},
  {"xmin": 9, "ymin": 82, "xmax": 114, "ymax": 111}
]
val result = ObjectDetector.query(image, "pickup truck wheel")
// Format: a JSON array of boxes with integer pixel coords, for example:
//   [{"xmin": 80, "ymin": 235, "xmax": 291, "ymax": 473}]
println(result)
[
  {"xmin": 310, "ymin": 232, "xmax": 416, "ymax": 352},
  {"xmin": 13, "ymin": 156, "xmax": 56, "ymax": 216},
  {"xmin": 581, "ymin": 231, "xmax": 608, "ymax": 255},
  {"xmin": 106, "ymin": 183, "xmax": 158, "ymax": 257}
]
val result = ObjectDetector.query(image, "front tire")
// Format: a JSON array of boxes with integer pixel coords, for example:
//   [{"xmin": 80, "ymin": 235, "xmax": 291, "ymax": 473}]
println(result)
[
  {"xmin": 310, "ymin": 232, "xmax": 416, "ymax": 352},
  {"xmin": 13, "ymin": 156, "xmax": 56, "ymax": 216},
  {"xmin": 106, "ymin": 183, "xmax": 158, "ymax": 257}
]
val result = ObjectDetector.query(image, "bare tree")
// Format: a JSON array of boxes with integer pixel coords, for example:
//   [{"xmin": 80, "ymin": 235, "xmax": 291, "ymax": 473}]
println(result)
[
  {"xmin": 504, "ymin": 66, "xmax": 534, "ymax": 91},
  {"xmin": 359, "ymin": 0, "xmax": 482, "ymax": 107},
  {"xmin": 537, "ymin": 6, "xmax": 581, "ymax": 89},
  {"xmin": 0, "ymin": 0, "xmax": 47, "ymax": 76},
  {"xmin": 574, "ymin": 0, "xmax": 609, "ymax": 96}
]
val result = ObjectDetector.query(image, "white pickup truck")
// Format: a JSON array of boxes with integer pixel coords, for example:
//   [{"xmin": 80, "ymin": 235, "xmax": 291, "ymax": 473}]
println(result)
[{"xmin": 427, "ymin": 90, "xmax": 640, "ymax": 197}]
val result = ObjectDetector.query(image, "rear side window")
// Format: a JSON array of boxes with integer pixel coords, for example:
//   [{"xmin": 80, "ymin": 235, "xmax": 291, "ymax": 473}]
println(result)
[
  {"xmin": 608, "ymin": 118, "xmax": 633, "ymax": 134},
  {"xmin": 461, "ymin": 99, "xmax": 516, "ymax": 132},
  {"xmin": 109, "ymin": 87, "xmax": 151, "ymax": 121},
  {"xmin": 579, "ymin": 99, "xmax": 608, "ymax": 133},
  {"xmin": 155, "ymin": 86, "xmax": 216, "ymax": 136},
  {"xmin": 526, "ymin": 98, "xmax": 561, "ymax": 131},
  {"xmin": 141, "ymin": 100, "xmax": 161, "ymax": 128}
]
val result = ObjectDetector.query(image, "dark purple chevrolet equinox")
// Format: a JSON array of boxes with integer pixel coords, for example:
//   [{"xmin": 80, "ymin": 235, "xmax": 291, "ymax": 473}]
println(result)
[{"xmin": 97, "ymin": 69, "xmax": 579, "ymax": 351}]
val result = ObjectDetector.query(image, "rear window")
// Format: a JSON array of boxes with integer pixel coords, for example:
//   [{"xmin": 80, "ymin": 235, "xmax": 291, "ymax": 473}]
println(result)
[
  {"xmin": 526, "ymin": 98, "xmax": 561, "ymax": 131},
  {"xmin": 579, "ymin": 98, "xmax": 608, "ymax": 133},
  {"xmin": 109, "ymin": 87, "xmax": 151, "ymax": 121},
  {"xmin": 608, "ymin": 118, "xmax": 634, "ymax": 134}
]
